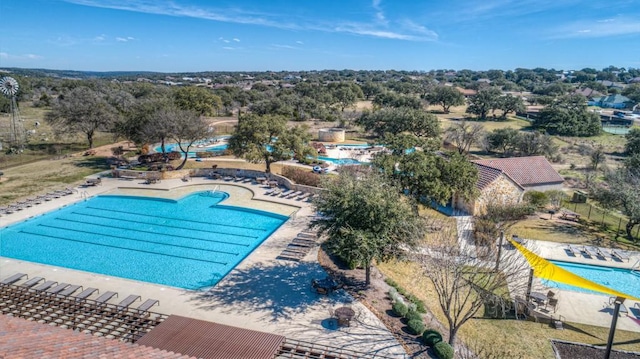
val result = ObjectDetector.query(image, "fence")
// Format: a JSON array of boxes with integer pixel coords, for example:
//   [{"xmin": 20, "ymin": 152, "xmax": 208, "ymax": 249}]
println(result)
[{"xmin": 562, "ymin": 200, "xmax": 640, "ymax": 242}]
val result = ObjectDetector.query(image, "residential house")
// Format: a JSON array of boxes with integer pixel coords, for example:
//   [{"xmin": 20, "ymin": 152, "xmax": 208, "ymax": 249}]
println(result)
[
  {"xmin": 588, "ymin": 94, "xmax": 634, "ymax": 109},
  {"xmin": 455, "ymin": 156, "xmax": 564, "ymax": 215}
]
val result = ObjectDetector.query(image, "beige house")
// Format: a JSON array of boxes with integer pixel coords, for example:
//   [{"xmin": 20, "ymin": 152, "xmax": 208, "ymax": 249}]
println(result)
[{"xmin": 456, "ymin": 156, "xmax": 564, "ymax": 215}]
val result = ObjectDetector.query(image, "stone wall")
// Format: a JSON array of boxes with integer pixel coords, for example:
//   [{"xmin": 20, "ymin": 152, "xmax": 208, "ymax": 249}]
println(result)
[
  {"xmin": 457, "ymin": 174, "xmax": 524, "ymax": 215},
  {"xmin": 318, "ymin": 128, "xmax": 345, "ymax": 142}
]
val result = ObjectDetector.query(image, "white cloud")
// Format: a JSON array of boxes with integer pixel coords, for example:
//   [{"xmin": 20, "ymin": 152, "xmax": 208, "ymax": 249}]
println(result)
[
  {"xmin": 62, "ymin": 0, "xmax": 438, "ymax": 42},
  {"xmin": 233, "ymin": 38, "xmax": 240, "ymax": 42},
  {"xmin": 549, "ymin": 16, "xmax": 640, "ymax": 38},
  {"xmin": 223, "ymin": 39, "xmax": 230, "ymax": 43},
  {"xmin": 271, "ymin": 44, "xmax": 297, "ymax": 49},
  {"xmin": 0, "ymin": 52, "xmax": 42, "ymax": 60},
  {"xmin": 222, "ymin": 46, "xmax": 235, "ymax": 50},
  {"xmin": 296, "ymin": 40, "xmax": 304, "ymax": 45},
  {"xmin": 94, "ymin": 34, "xmax": 106, "ymax": 41}
]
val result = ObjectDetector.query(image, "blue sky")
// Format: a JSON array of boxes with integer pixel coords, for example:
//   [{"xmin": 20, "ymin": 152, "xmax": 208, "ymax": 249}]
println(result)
[{"xmin": 1, "ymin": 0, "xmax": 639, "ymax": 72}]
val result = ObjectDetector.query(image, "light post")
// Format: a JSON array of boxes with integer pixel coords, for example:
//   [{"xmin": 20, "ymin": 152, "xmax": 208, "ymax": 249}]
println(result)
[{"xmin": 604, "ymin": 296, "xmax": 625, "ymax": 359}]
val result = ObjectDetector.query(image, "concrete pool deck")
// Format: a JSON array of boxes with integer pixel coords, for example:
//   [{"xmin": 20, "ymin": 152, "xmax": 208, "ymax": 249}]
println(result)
[
  {"xmin": 518, "ymin": 239, "xmax": 640, "ymax": 333},
  {"xmin": 0, "ymin": 176, "xmax": 407, "ymax": 357}
]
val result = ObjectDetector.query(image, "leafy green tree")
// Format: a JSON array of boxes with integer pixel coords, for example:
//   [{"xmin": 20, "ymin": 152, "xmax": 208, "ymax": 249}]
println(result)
[
  {"xmin": 590, "ymin": 145, "xmax": 606, "ymax": 172},
  {"xmin": 498, "ymin": 94, "xmax": 525, "ymax": 118},
  {"xmin": 360, "ymin": 82, "xmax": 384, "ymax": 100},
  {"xmin": 372, "ymin": 91, "xmax": 422, "ymax": 109},
  {"xmin": 534, "ymin": 95, "xmax": 601, "ymax": 136},
  {"xmin": 373, "ymin": 151, "xmax": 478, "ymax": 205},
  {"xmin": 45, "ymin": 86, "xmax": 117, "ymax": 148},
  {"xmin": 312, "ymin": 170, "xmax": 426, "ymax": 286},
  {"xmin": 622, "ymin": 84, "xmax": 640, "ymax": 103},
  {"xmin": 357, "ymin": 107, "xmax": 440, "ymax": 140},
  {"xmin": 424, "ymin": 85, "xmax": 465, "ymax": 114},
  {"xmin": 173, "ymin": 86, "xmax": 222, "ymax": 116},
  {"xmin": 115, "ymin": 97, "xmax": 173, "ymax": 145},
  {"xmin": 591, "ymin": 169, "xmax": 640, "ymax": 241},
  {"xmin": 328, "ymin": 82, "xmax": 364, "ymax": 111},
  {"xmin": 484, "ymin": 128, "xmax": 520, "ymax": 156},
  {"xmin": 168, "ymin": 109, "xmax": 211, "ymax": 170},
  {"xmin": 625, "ymin": 128, "xmax": 640, "ymax": 156},
  {"xmin": 228, "ymin": 113, "xmax": 313, "ymax": 173},
  {"xmin": 141, "ymin": 106, "xmax": 180, "ymax": 158},
  {"xmin": 516, "ymin": 131, "xmax": 558, "ymax": 157},
  {"xmin": 466, "ymin": 87, "xmax": 502, "ymax": 120}
]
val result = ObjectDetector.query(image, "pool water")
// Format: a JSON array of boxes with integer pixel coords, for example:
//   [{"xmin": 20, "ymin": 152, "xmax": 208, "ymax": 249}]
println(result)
[
  {"xmin": 0, "ymin": 192, "xmax": 287, "ymax": 290},
  {"xmin": 542, "ymin": 260, "xmax": 640, "ymax": 298}
]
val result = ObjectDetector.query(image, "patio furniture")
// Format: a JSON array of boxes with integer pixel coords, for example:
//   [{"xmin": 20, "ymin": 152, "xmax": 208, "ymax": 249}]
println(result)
[
  {"xmin": 529, "ymin": 292, "xmax": 547, "ymax": 306},
  {"xmin": 609, "ymin": 297, "xmax": 629, "ymax": 316},
  {"xmin": 565, "ymin": 244, "xmax": 577, "ymax": 256},
  {"xmin": 116, "ymin": 294, "xmax": 141, "ymax": 310},
  {"xmin": 75, "ymin": 288, "xmax": 98, "ymax": 301},
  {"xmin": 580, "ymin": 246, "xmax": 596, "ymax": 258},
  {"xmin": 58, "ymin": 285, "xmax": 82, "ymax": 297},
  {"xmin": 20, "ymin": 277, "xmax": 44, "ymax": 288},
  {"xmin": 0, "ymin": 273, "xmax": 27, "ymax": 285},
  {"xmin": 334, "ymin": 306, "xmax": 355, "ymax": 327},
  {"xmin": 137, "ymin": 299, "xmax": 159, "ymax": 312},
  {"xmin": 312, "ymin": 277, "xmax": 340, "ymax": 295},
  {"xmin": 546, "ymin": 298, "xmax": 559, "ymax": 313},
  {"xmin": 46, "ymin": 283, "xmax": 70, "ymax": 295},
  {"xmin": 610, "ymin": 249, "xmax": 630, "ymax": 262},
  {"xmin": 33, "ymin": 280, "xmax": 57, "ymax": 292},
  {"xmin": 95, "ymin": 291, "xmax": 118, "ymax": 304}
]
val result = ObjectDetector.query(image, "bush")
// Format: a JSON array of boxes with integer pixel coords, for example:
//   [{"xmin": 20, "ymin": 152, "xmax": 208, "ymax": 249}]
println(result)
[
  {"xmin": 384, "ymin": 278, "xmax": 427, "ymax": 313},
  {"xmin": 433, "ymin": 341, "xmax": 454, "ymax": 359},
  {"xmin": 523, "ymin": 190, "xmax": 549, "ymax": 208},
  {"xmin": 404, "ymin": 309, "xmax": 422, "ymax": 323},
  {"xmin": 407, "ymin": 319, "xmax": 425, "ymax": 335},
  {"xmin": 392, "ymin": 301, "xmax": 408, "ymax": 317},
  {"xmin": 281, "ymin": 166, "xmax": 322, "ymax": 187},
  {"xmin": 422, "ymin": 330, "xmax": 443, "ymax": 346}
]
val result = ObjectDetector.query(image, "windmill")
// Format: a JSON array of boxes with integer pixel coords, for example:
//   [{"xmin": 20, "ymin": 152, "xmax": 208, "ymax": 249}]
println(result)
[{"xmin": 0, "ymin": 76, "xmax": 26, "ymax": 151}]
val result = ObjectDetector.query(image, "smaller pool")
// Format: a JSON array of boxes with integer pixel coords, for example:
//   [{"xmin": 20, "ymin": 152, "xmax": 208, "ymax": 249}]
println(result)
[
  {"xmin": 541, "ymin": 260, "xmax": 640, "ymax": 298},
  {"xmin": 317, "ymin": 156, "xmax": 364, "ymax": 165}
]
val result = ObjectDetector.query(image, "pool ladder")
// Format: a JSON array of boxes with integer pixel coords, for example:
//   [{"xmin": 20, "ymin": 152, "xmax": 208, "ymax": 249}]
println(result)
[{"xmin": 80, "ymin": 191, "xmax": 89, "ymax": 200}]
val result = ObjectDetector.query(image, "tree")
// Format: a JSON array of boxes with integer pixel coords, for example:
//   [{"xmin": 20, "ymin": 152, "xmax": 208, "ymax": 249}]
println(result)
[
  {"xmin": 328, "ymin": 82, "xmax": 363, "ymax": 111},
  {"xmin": 590, "ymin": 145, "xmax": 606, "ymax": 172},
  {"xmin": 622, "ymin": 83, "xmax": 640, "ymax": 103},
  {"xmin": 173, "ymin": 86, "xmax": 222, "ymax": 116},
  {"xmin": 466, "ymin": 87, "xmax": 502, "ymax": 120},
  {"xmin": 357, "ymin": 107, "xmax": 440, "ymax": 140},
  {"xmin": 625, "ymin": 127, "xmax": 640, "ymax": 156},
  {"xmin": 311, "ymin": 170, "xmax": 426, "ymax": 286},
  {"xmin": 444, "ymin": 121, "xmax": 484, "ymax": 154},
  {"xmin": 417, "ymin": 224, "xmax": 530, "ymax": 349},
  {"xmin": 142, "ymin": 106, "xmax": 180, "ymax": 158},
  {"xmin": 533, "ymin": 94, "xmax": 601, "ymax": 137},
  {"xmin": 484, "ymin": 128, "xmax": 520, "ymax": 156},
  {"xmin": 169, "ymin": 109, "xmax": 211, "ymax": 170},
  {"xmin": 45, "ymin": 86, "xmax": 117, "ymax": 148},
  {"xmin": 424, "ymin": 85, "xmax": 465, "ymax": 114},
  {"xmin": 591, "ymin": 169, "xmax": 640, "ymax": 241},
  {"xmin": 228, "ymin": 113, "xmax": 313, "ymax": 174},
  {"xmin": 498, "ymin": 94, "xmax": 525, "ymax": 118},
  {"xmin": 115, "ymin": 97, "xmax": 173, "ymax": 146}
]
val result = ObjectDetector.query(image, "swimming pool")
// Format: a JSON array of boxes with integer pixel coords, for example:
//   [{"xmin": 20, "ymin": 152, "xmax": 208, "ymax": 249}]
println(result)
[
  {"xmin": 542, "ymin": 260, "xmax": 640, "ymax": 298},
  {"xmin": 0, "ymin": 192, "xmax": 287, "ymax": 290}
]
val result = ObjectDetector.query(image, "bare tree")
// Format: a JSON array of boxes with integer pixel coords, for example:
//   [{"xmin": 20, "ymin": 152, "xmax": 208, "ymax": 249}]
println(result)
[
  {"xmin": 417, "ymin": 222, "xmax": 530, "ymax": 351},
  {"xmin": 444, "ymin": 121, "xmax": 484, "ymax": 154},
  {"xmin": 169, "ymin": 109, "xmax": 211, "ymax": 170}
]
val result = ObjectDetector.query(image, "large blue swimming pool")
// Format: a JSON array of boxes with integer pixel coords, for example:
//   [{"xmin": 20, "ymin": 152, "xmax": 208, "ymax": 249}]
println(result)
[
  {"xmin": 542, "ymin": 260, "xmax": 640, "ymax": 298},
  {"xmin": 0, "ymin": 192, "xmax": 287, "ymax": 290}
]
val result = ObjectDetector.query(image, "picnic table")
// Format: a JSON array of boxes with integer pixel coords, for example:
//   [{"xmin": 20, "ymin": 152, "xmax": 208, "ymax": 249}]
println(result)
[
  {"xmin": 256, "ymin": 177, "xmax": 267, "ymax": 184},
  {"xmin": 267, "ymin": 180, "xmax": 278, "ymax": 188},
  {"xmin": 560, "ymin": 210, "xmax": 580, "ymax": 221},
  {"xmin": 334, "ymin": 306, "xmax": 355, "ymax": 327}
]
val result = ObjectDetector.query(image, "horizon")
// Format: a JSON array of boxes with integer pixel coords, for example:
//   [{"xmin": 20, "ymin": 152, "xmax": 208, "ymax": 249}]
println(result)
[{"xmin": 1, "ymin": 1, "xmax": 640, "ymax": 72}]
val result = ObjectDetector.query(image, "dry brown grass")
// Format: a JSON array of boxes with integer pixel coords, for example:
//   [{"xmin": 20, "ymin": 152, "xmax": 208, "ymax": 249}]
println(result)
[{"xmin": 377, "ymin": 260, "xmax": 640, "ymax": 358}]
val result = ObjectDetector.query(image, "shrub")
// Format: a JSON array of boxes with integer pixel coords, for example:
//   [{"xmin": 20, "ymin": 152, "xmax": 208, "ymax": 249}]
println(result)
[
  {"xmin": 392, "ymin": 301, "xmax": 408, "ymax": 317},
  {"xmin": 407, "ymin": 319, "xmax": 425, "ymax": 335},
  {"xmin": 404, "ymin": 309, "xmax": 422, "ymax": 323},
  {"xmin": 281, "ymin": 166, "xmax": 321, "ymax": 187},
  {"xmin": 523, "ymin": 190, "xmax": 549, "ymax": 208},
  {"xmin": 433, "ymin": 341, "xmax": 454, "ymax": 359},
  {"xmin": 422, "ymin": 329, "xmax": 443, "ymax": 346}
]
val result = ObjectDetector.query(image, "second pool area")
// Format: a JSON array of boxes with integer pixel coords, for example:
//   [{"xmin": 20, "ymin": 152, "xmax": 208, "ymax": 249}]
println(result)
[{"xmin": 0, "ymin": 192, "xmax": 287, "ymax": 290}]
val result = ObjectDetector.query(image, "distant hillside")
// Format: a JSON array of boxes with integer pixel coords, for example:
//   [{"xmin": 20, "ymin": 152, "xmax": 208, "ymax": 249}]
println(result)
[{"xmin": 0, "ymin": 67, "xmax": 161, "ymax": 80}]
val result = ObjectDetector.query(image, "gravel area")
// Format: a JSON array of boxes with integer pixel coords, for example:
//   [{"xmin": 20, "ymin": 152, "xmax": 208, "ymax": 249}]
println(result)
[{"xmin": 552, "ymin": 340, "xmax": 640, "ymax": 359}]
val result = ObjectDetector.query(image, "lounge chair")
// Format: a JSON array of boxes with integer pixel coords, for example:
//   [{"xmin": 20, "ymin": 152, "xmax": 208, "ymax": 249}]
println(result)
[
  {"xmin": 565, "ymin": 244, "xmax": 577, "ymax": 256},
  {"xmin": 609, "ymin": 297, "xmax": 629, "ymax": 316},
  {"xmin": 46, "ymin": 283, "xmax": 70, "ymax": 295},
  {"xmin": 75, "ymin": 287, "xmax": 98, "ymax": 300},
  {"xmin": 269, "ymin": 189, "xmax": 282, "ymax": 196},
  {"xmin": 95, "ymin": 291, "xmax": 118, "ymax": 304},
  {"xmin": 33, "ymin": 280, "xmax": 57, "ymax": 291},
  {"xmin": 20, "ymin": 277, "xmax": 44, "ymax": 288},
  {"xmin": 58, "ymin": 284, "xmax": 82, "ymax": 297},
  {"xmin": 279, "ymin": 189, "xmax": 293, "ymax": 197},
  {"xmin": 116, "ymin": 295, "xmax": 141, "ymax": 310},
  {"xmin": 580, "ymin": 246, "xmax": 596, "ymax": 258},
  {"xmin": 589, "ymin": 246, "xmax": 607, "ymax": 260},
  {"xmin": 611, "ymin": 249, "xmax": 630, "ymax": 262},
  {"xmin": 546, "ymin": 297, "xmax": 559, "ymax": 313},
  {"xmin": 286, "ymin": 191, "xmax": 303, "ymax": 199},
  {"xmin": 137, "ymin": 299, "xmax": 159, "ymax": 312},
  {"xmin": 0, "ymin": 273, "xmax": 27, "ymax": 285}
]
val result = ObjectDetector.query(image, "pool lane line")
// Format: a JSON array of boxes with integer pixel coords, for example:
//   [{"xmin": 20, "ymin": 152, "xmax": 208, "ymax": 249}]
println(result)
[
  {"xmin": 54, "ymin": 217, "xmax": 252, "ymax": 247},
  {"xmin": 65, "ymin": 212, "xmax": 258, "ymax": 240},
  {"xmin": 32, "ymin": 224, "xmax": 241, "ymax": 256},
  {"xmin": 16, "ymin": 230, "xmax": 229, "ymax": 266},
  {"xmin": 84, "ymin": 206, "xmax": 269, "ymax": 232}
]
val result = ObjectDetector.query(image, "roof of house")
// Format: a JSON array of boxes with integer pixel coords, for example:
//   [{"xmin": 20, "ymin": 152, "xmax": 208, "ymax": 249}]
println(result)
[
  {"xmin": 592, "ymin": 94, "xmax": 632, "ymax": 104},
  {"xmin": 474, "ymin": 163, "xmax": 524, "ymax": 191},
  {"xmin": 575, "ymin": 87, "xmax": 601, "ymax": 98},
  {"xmin": 473, "ymin": 156, "xmax": 564, "ymax": 187},
  {"xmin": 0, "ymin": 315, "xmax": 192, "ymax": 359}
]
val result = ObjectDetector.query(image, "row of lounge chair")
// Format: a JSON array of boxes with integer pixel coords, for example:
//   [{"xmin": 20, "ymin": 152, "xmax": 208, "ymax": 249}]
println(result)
[
  {"xmin": 265, "ymin": 188, "xmax": 315, "ymax": 202},
  {"xmin": 277, "ymin": 231, "xmax": 319, "ymax": 262},
  {"xmin": 0, "ymin": 273, "xmax": 159, "ymax": 312},
  {"xmin": 566, "ymin": 244, "xmax": 630, "ymax": 262},
  {"xmin": 0, "ymin": 188, "xmax": 77, "ymax": 215}
]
